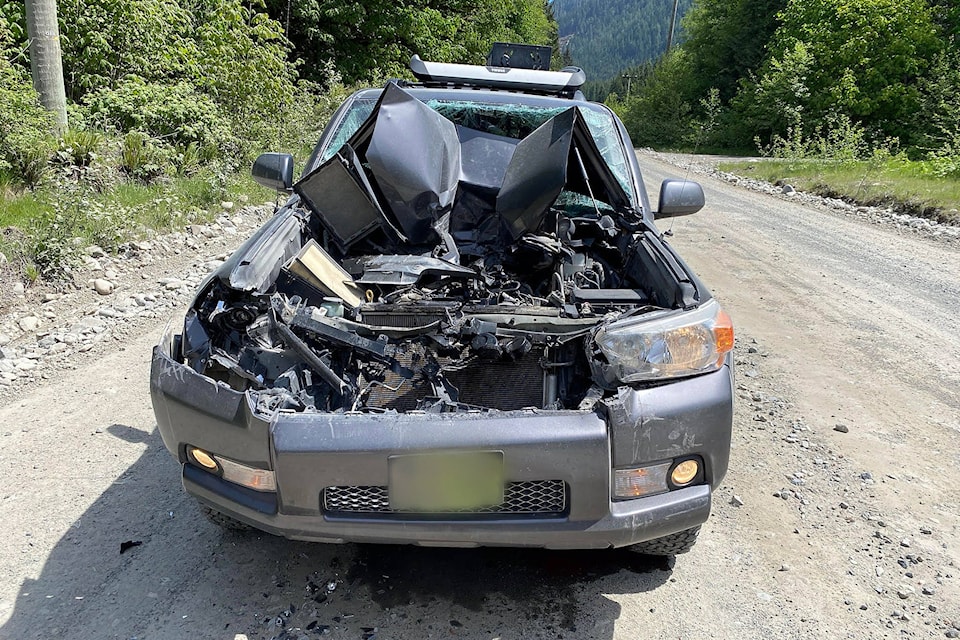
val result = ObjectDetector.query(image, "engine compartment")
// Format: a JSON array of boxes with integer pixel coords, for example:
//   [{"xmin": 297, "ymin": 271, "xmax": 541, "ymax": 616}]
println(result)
[
  {"xmin": 180, "ymin": 210, "xmax": 696, "ymax": 416},
  {"xmin": 176, "ymin": 85, "xmax": 701, "ymax": 416}
]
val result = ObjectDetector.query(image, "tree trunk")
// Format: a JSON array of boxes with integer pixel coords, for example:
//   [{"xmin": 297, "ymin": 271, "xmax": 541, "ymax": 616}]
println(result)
[{"xmin": 25, "ymin": 0, "xmax": 68, "ymax": 132}]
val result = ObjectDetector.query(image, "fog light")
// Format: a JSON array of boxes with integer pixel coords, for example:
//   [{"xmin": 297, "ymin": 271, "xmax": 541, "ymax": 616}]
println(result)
[
  {"xmin": 188, "ymin": 446, "xmax": 219, "ymax": 471},
  {"xmin": 614, "ymin": 463, "xmax": 671, "ymax": 498},
  {"xmin": 186, "ymin": 446, "xmax": 276, "ymax": 492},
  {"xmin": 671, "ymin": 459, "xmax": 700, "ymax": 486}
]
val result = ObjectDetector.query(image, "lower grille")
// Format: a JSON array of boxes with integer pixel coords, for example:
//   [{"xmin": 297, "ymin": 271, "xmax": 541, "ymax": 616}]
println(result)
[{"xmin": 323, "ymin": 480, "xmax": 567, "ymax": 517}]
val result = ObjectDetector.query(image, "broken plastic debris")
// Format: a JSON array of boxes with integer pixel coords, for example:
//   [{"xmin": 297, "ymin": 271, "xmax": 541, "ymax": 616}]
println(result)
[
  {"xmin": 119, "ymin": 540, "xmax": 142, "ymax": 554},
  {"xmin": 285, "ymin": 240, "xmax": 364, "ymax": 308}
]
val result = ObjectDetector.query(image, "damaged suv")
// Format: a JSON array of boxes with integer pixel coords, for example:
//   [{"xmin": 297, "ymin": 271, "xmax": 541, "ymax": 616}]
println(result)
[{"xmin": 150, "ymin": 48, "xmax": 733, "ymax": 556}]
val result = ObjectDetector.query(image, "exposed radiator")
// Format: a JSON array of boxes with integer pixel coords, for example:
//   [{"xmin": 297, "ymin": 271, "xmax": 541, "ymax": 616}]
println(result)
[{"xmin": 366, "ymin": 346, "xmax": 545, "ymax": 411}]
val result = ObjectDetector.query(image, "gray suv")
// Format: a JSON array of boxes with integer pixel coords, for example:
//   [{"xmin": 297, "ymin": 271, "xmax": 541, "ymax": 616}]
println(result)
[{"xmin": 150, "ymin": 50, "xmax": 733, "ymax": 556}]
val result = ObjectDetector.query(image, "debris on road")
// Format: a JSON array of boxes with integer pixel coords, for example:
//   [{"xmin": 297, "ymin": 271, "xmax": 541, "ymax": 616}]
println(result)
[{"xmin": 119, "ymin": 540, "xmax": 142, "ymax": 554}]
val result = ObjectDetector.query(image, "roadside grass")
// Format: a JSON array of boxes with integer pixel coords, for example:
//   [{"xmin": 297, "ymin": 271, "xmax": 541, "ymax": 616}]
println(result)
[
  {"xmin": 0, "ymin": 191, "xmax": 48, "ymax": 230},
  {"xmin": 719, "ymin": 158, "xmax": 960, "ymax": 224},
  {"xmin": 0, "ymin": 170, "xmax": 274, "ymax": 281}
]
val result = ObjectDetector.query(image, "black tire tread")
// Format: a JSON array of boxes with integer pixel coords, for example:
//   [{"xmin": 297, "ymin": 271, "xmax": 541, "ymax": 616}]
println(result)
[
  {"xmin": 199, "ymin": 504, "xmax": 252, "ymax": 531},
  {"xmin": 630, "ymin": 526, "xmax": 701, "ymax": 556}
]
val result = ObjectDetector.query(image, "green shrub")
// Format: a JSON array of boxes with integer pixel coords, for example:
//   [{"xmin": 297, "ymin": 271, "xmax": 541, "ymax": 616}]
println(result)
[
  {"xmin": 759, "ymin": 113, "xmax": 872, "ymax": 162},
  {"xmin": 729, "ymin": 41, "xmax": 813, "ymax": 149},
  {"xmin": 170, "ymin": 142, "xmax": 203, "ymax": 177},
  {"xmin": 12, "ymin": 141, "xmax": 54, "ymax": 187},
  {"xmin": 83, "ymin": 77, "xmax": 231, "ymax": 151},
  {"xmin": 924, "ymin": 140, "xmax": 960, "ymax": 179},
  {"xmin": 119, "ymin": 131, "xmax": 168, "ymax": 182},
  {"xmin": 82, "ymin": 198, "xmax": 131, "ymax": 250},
  {"xmin": 29, "ymin": 205, "xmax": 83, "ymax": 278},
  {"xmin": 55, "ymin": 0, "xmax": 297, "ymax": 141},
  {"xmin": 56, "ymin": 128, "xmax": 104, "ymax": 167},
  {"xmin": 0, "ymin": 61, "xmax": 55, "ymax": 187},
  {"xmin": 56, "ymin": 0, "xmax": 196, "ymax": 98},
  {"xmin": 612, "ymin": 50, "xmax": 694, "ymax": 148},
  {"xmin": 0, "ymin": 5, "xmax": 25, "ymax": 55},
  {"xmin": 27, "ymin": 189, "xmax": 133, "ymax": 277}
]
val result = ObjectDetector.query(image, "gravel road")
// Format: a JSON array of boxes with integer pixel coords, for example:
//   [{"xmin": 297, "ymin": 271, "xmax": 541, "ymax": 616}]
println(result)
[{"xmin": 0, "ymin": 154, "xmax": 958, "ymax": 640}]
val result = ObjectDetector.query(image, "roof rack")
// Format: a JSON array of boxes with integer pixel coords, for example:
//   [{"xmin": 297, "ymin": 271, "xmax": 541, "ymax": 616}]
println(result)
[{"xmin": 409, "ymin": 55, "xmax": 586, "ymax": 98}]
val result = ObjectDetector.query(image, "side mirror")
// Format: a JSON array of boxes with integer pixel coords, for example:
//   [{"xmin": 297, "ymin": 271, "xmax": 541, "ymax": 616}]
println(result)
[
  {"xmin": 252, "ymin": 153, "xmax": 294, "ymax": 191},
  {"xmin": 656, "ymin": 178, "xmax": 705, "ymax": 218}
]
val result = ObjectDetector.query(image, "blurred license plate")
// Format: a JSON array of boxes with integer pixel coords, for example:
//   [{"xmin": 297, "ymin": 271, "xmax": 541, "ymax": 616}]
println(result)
[{"xmin": 389, "ymin": 451, "xmax": 504, "ymax": 512}]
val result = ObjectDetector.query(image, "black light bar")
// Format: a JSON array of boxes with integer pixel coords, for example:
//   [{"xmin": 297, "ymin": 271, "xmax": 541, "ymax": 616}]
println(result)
[{"xmin": 487, "ymin": 43, "xmax": 552, "ymax": 70}]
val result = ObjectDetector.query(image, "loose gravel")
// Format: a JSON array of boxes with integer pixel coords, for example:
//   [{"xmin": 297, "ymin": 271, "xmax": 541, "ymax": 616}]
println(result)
[{"xmin": 0, "ymin": 203, "xmax": 272, "ymax": 400}]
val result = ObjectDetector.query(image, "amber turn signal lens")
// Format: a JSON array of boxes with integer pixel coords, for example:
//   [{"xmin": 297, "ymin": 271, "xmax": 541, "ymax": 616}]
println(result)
[
  {"xmin": 189, "ymin": 447, "xmax": 218, "ymax": 470},
  {"xmin": 671, "ymin": 459, "xmax": 700, "ymax": 486},
  {"xmin": 614, "ymin": 463, "xmax": 671, "ymax": 498},
  {"xmin": 713, "ymin": 309, "xmax": 734, "ymax": 363}
]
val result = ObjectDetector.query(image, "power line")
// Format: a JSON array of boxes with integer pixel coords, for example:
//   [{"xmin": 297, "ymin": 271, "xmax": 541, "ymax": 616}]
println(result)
[{"xmin": 666, "ymin": 0, "xmax": 680, "ymax": 54}]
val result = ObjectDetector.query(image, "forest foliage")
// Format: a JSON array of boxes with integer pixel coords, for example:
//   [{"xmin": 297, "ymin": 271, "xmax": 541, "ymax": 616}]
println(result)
[
  {"xmin": 609, "ymin": 0, "xmax": 960, "ymax": 171},
  {"xmin": 0, "ymin": 0, "xmax": 557, "ymax": 190},
  {"xmin": 264, "ymin": 0, "xmax": 558, "ymax": 85}
]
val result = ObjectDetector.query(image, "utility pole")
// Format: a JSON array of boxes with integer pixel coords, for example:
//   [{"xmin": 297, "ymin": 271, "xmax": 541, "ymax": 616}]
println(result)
[
  {"xmin": 666, "ymin": 0, "xmax": 681, "ymax": 53},
  {"xmin": 24, "ymin": 0, "xmax": 68, "ymax": 132},
  {"xmin": 622, "ymin": 74, "xmax": 636, "ymax": 99}
]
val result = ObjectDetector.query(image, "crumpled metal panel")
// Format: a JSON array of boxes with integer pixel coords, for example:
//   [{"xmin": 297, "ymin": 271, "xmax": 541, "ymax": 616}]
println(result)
[
  {"xmin": 349, "ymin": 254, "xmax": 478, "ymax": 285},
  {"xmin": 294, "ymin": 86, "xmax": 633, "ymax": 254},
  {"xmin": 496, "ymin": 106, "xmax": 631, "ymax": 240},
  {"xmin": 218, "ymin": 205, "xmax": 303, "ymax": 293},
  {"xmin": 497, "ymin": 108, "xmax": 575, "ymax": 240},
  {"xmin": 365, "ymin": 83, "xmax": 461, "ymax": 243}
]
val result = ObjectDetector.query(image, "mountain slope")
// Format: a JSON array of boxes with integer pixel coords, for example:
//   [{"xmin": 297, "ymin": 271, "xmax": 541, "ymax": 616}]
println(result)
[{"xmin": 551, "ymin": 0, "xmax": 693, "ymax": 81}]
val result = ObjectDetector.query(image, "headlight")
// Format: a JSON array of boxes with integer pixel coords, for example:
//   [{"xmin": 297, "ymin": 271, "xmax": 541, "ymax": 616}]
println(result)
[{"xmin": 594, "ymin": 299, "xmax": 733, "ymax": 382}]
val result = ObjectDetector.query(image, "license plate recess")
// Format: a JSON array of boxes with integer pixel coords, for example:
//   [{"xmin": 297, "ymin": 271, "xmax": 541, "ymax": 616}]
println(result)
[{"xmin": 389, "ymin": 451, "xmax": 504, "ymax": 512}]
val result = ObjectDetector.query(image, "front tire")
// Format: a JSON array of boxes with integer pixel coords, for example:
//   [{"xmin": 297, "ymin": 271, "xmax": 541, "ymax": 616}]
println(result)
[
  {"xmin": 199, "ymin": 503, "xmax": 252, "ymax": 532},
  {"xmin": 629, "ymin": 526, "xmax": 701, "ymax": 556}
]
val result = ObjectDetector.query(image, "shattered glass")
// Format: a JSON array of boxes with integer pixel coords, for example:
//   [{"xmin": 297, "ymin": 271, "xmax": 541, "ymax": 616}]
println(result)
[
  {"xmin": 320, "ymin": 99, "xmax": 376, "ymax": 163},
  {"xmin": 425, "ymin": 100, "xmax": 567, "ymax": 139},
  {"xmin": 320, "ymin": 96, "xmax": 632, "ymax": 197},
  {"xmin": 428, "ymin": 100, "xmax": 633, "ymax": 195}
]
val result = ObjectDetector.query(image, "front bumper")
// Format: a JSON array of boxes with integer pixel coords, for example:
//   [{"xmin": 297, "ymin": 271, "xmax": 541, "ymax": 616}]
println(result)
[{"xmin": 150, "ymin": 327, "xmax": 732, "ymax": 550}]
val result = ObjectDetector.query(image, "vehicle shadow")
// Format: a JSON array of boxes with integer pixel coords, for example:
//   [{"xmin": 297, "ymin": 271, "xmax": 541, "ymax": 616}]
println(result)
[{"xmin": 0, "ymin": 424, "xmax": 673, "ymax": 640}]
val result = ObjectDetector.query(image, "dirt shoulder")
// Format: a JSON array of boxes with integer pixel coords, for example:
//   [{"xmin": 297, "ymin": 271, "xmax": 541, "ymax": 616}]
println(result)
[
  {"xmin": 0, "ymin": 204, "xmax": 272, "ymax": 400},
  {"xmin": 646, "ymin": 150, "xmax": 960, "ymax": 243}
]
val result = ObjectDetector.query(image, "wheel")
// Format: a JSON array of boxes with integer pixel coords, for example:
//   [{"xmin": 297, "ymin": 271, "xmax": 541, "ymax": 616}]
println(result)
[
  {"xmin": 199, "ymin": 503, "xmax": 252, "ymax": 531},
  {"xmin": 629, "ymin": 526, "xmax": 701, "ymax": 556}
]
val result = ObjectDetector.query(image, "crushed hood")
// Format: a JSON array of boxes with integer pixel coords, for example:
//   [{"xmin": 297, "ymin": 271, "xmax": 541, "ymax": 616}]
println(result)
[{"xmin": 294, "ymin": 84, "xmax": 632, "ymax": 252}]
